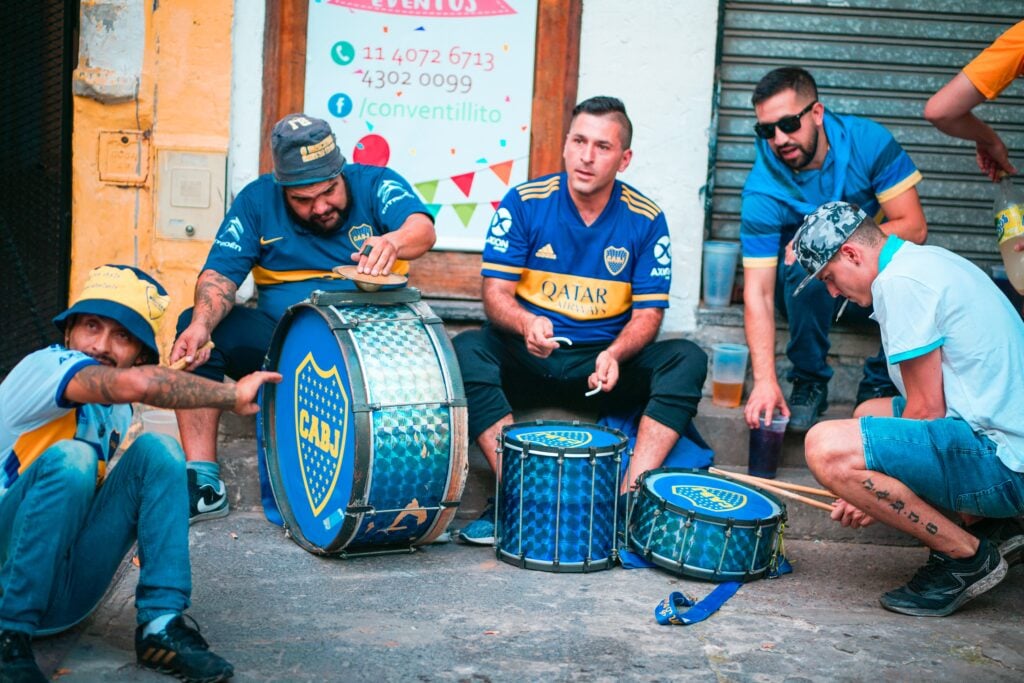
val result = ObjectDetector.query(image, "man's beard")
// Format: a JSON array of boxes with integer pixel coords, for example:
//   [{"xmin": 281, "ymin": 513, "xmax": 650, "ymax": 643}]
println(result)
[{"xmin": 776, "ymin": 129, "xmax": 819, "ymax": 170}]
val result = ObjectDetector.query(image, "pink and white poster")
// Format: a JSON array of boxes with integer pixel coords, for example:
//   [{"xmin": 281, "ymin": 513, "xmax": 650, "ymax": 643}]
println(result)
[{"xmin": 304, "ymin": 0, "xmax": 539, "ymax": 251}]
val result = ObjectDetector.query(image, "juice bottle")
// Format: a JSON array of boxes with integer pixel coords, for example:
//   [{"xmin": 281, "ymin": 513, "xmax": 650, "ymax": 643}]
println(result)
[{"xmin": 994, "ymin": 175, "xmax": 1024, "ymax": 294}]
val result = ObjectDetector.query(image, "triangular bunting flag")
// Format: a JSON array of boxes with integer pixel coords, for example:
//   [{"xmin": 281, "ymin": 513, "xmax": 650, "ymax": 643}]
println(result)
[
  {"xmin": 415, "ymin": 180, "xmax": 439, "ymax": 203},
  {"xmin": 489, "ymin": 160, "xmax": 514, "ymax": 185},
  {"xmin": 491, "ymin": 201, "xmax": 501, "ymax": 211},
  {"xmin": 450, "ymin": 171, "xmax": 475, "ymax": 197},
  {"xmin": 451, "ymin": 203, "xmax": 478, "ymax": 227},
  {"xmin": 424, "ymin": 203, "xmax": 442, "ymax": 218}
]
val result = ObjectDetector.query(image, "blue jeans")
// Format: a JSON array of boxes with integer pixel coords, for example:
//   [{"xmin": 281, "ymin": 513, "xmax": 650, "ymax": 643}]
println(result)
[
  {"xmin": 777, "ymin": 255, "xmax": 891, "ymax": 392},
  {"xmin": 861, "ymin": 414, "xmax": 1024, "ymax": 518},
  {"xmin": 0, "ymin": 434, "xmax": 192, "ymax": 636}
]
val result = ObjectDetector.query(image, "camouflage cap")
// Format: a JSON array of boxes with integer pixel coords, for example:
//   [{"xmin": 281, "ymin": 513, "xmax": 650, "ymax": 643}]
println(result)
[{"xmin": 792, "ymin": 201, "xmax": 869, "ymax": 296}]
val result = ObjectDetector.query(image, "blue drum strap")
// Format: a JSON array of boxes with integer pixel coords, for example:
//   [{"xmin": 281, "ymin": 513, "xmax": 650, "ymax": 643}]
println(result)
[{"xmin": 654, "ymin": 583, "xmax": 741, "ymax": 626}]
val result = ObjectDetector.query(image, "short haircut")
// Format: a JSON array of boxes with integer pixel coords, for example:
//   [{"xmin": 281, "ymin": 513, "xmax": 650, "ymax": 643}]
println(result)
[
  {"xmin": 571, "ymin": 96, "xmax": 633, "ymax": 149},
  {"xmin": 847, "ymin": 216, "xmax": 886, "ymax": 248},
  {"xmin": 752, "ymin": 68, "xmax": 819, "ymax": 106}
]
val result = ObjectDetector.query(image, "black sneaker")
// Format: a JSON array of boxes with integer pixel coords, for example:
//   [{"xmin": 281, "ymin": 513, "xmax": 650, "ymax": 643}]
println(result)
[
  {"xmin": 788, "ymin": 379, "xmax": 828, "ymax": 432},
  {"xmin": 0, "ymin": 630, "xmax": 45, "ymax": 683},
  {"xmin": 855, "ymin": 381, "xmax": 900, "ymax": 407},
  {"xmin": 188, "ymin": 469, "xmax": 229, "ymax": 525},
  {"xmin": 969, "ymin": 517, "xmax": 1024, "ymax": 567},
  {"xmin": 879, "ymin": 538, "xmax": 1008, "ymax": 617},
  {"xmin": 135, "ymin": 614, "xmax": 234, "ymax": 682},
  {"xmin": 458, "ymin": 498, "xmax": 496, "ymax": 545}
]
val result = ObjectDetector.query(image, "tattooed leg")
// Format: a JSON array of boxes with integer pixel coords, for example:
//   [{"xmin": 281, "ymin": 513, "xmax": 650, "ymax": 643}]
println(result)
[{"xmin": 804, "ymin": 418, "xmax": 978, "ymax": 558}]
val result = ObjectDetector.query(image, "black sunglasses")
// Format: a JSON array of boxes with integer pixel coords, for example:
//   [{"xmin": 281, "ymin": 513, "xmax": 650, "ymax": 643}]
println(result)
[{"xmin": 753, "ymin": 101, "xmax": 817, "ymax": 139}]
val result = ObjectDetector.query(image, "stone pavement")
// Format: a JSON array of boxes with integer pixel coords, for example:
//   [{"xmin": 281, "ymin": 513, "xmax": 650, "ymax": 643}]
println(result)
[{"xmin": 32, "ymin": 435, "xmax": 1024, "ymax": 682}]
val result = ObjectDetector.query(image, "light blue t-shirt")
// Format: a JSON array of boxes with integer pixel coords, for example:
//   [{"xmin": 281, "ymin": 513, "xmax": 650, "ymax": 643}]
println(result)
[
  {"xmin": 871, "ymin": 237, "xmax": 1024, "ymax": 471},
  {"xmin": 0, "ymin": 345, "xmax": 131, "ymax": 497}
]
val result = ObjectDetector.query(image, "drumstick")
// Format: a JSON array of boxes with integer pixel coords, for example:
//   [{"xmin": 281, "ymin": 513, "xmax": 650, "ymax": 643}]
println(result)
[
  {"xmin": 709, "ymin": 467, "xmax": 837, "ymax": 499},
  {"xmin": 709, "ymin": 467, "xmax": 835, "ymax": 513},
  {"xmin": 167, "ymin": 341, "xmax": 215, "ymax": 371}
]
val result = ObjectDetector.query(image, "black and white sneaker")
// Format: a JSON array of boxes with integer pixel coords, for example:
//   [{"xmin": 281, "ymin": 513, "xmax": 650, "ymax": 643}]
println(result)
[
  {"xmin": 136, "ymin": 614, "xmax": 233, "ymax": 682},
  {"xmin": 187, "ymin": 469, "xmax": 229, "ymax": 525}
]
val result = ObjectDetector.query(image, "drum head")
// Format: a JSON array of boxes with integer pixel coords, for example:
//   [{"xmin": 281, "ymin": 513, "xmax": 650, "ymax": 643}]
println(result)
[
  {"xmin": 265, "ymin": 305, "xmax": 359, "ymax": 551},
  {"xmin": 643, "ymin": 470, "xmax": 783, "ymax": 522},
  {"xmin": 503, "ymin": 421, "xmax": 625, "ymax": 456}
]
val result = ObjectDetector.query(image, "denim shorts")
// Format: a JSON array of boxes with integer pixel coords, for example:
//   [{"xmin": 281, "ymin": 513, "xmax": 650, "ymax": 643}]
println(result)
[{"xmin": 861, "ymin": 410, "xmax": 1024, "ymax": 518}]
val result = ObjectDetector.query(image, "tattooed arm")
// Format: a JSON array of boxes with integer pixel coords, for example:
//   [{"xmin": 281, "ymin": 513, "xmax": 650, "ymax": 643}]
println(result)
[
  {"xmin": 169, "ymin": 270, "xmax": 238, "ymax": 371},
  {"xmin": 65, "ymin": 365, "xmax": 281, "ymax": 416}
]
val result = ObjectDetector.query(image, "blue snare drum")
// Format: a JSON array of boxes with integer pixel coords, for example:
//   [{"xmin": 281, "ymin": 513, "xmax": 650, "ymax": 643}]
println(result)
[
  {"xmin": 261, "ymin": 289, "xmax": 468, "ymax": 556},
  {"xmin": 627, "ymin": 469, "xmax": 786, "ymax": 582},
  {"xmin": 497, "ymin": 421, "xmax": 626, "ymax": 572}
]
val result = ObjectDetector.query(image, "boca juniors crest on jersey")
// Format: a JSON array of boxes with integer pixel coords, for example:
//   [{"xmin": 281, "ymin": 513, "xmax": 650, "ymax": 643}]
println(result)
[
  {"xmin": 348, "ymin": 224, "xmax": 373, "ymax": 252},
  {"xmin": 603, "ymin": 246, "xmax": 630, "ymax": 276},
  {"xmin": 294, "ymin": 352, "xmax": 351, "ymax": 516}
]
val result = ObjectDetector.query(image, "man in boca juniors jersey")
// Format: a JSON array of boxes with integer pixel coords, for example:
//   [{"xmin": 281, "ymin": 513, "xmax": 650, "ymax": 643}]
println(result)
[{"xmin": 453, "ymin": 96, "xmax": 708, "ymax": 545}]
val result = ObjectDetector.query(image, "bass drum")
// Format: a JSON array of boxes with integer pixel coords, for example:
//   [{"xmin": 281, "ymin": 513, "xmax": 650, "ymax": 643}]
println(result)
[{"xmin": 261, "ymin": 288, "xmax": 467, "ymax": 555}]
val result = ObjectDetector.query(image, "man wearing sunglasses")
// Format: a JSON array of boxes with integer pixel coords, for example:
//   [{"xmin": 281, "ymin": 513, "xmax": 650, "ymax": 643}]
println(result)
[{"xmin": 739, "ymin": 67, "xmax": 928, "ymax": 433}]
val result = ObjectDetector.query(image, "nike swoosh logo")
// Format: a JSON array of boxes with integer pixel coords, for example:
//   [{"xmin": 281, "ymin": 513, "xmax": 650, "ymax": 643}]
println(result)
[
  {"xmin": 196, "ymin": 482, "xmax": 226, "ymax": 513},
  {"xmin": 260, "ymin": 236, "xmax": 284, "ymax": 245}
]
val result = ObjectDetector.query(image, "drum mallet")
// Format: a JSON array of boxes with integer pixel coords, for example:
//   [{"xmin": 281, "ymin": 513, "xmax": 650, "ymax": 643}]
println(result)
[{"xmin": 167, "ymin": 341, "xmax": 215, "ymax": 371}]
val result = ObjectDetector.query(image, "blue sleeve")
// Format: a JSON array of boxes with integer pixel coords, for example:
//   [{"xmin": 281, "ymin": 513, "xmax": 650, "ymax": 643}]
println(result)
[
  {"xmin": 631, "ymin": 212, "xmax": 671, "ymax": 309},
  {"xmin": 481, "ymin": 188, "xmax": 530, "ymax": 281},
  {"xmin": 740, "ymin": 192, "xmax": 785, "ymax": 266},
  {"xmin": 370, "ymin": 167, "xmax": 432, "ymax": 232},
  {"xmin": 857, "ymin": 119, "xmax": 921, "ymax": 202},
  {"xmin": 0, "ymin": 348, "xmax": 96, "ymax": 432},
  {"xmin": 202, "ymin": 186, "xmax": 262, "ymax": 286}
]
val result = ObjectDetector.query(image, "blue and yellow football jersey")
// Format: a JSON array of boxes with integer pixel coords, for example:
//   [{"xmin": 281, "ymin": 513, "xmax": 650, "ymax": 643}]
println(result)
[
  {"xmin": 204, "ymin": 165, "xmax": 430, "ymax": 320},
  {"xmin": 482, "ymin": 173, "xmax": 672, "ymax": 343},
  {"xmin": 0, "ymin": 346, "xmax": 130, "ymax": 497}
]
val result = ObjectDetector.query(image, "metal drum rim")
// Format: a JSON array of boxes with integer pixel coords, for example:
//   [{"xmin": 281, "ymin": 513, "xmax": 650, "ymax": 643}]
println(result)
[{"xmin": 501, "ymin": 419, "xmax": 627, "ymax": 458}]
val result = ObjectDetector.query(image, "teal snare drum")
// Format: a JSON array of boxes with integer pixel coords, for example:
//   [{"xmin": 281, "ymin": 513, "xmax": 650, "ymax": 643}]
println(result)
[
  {"xmin": 497, "ymin": 421, "xmax": 626, "ymax": 572},
  {"xmin": 627, "ymin": 469, "xmax": 786, "ymax": 582},
  {"xmin": 261, "ymin": 289, "xmax": 468, "ymax": 555}
]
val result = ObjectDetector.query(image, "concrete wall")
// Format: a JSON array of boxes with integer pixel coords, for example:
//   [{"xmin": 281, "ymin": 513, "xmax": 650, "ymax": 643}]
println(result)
[{"xmin": 577, "ymin": 0, "xmax": 720, "ymax": 334}]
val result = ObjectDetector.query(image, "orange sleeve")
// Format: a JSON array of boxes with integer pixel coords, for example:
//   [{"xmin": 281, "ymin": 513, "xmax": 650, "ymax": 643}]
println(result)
[{"xmin": 962, "ymin": 20, "xmax": 1024, "ymax": 99}]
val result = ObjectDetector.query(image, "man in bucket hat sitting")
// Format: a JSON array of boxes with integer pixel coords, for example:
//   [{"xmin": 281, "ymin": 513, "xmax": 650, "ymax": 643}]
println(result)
[
  {"xmin": 170, "ymin": 113, "xmax": 436, "ymax": 524},
  {"xmin": 795, "ymin": 201, "xmax": 1024, "ymax": 617},
  {"xmin": 0, "ymin": 264, "xmax": 280, "ymax": 681}
]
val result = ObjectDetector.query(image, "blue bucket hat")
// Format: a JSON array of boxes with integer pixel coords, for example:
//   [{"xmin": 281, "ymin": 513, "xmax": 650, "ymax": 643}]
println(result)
[
  {"xmin": 792, "ymin": 201, "xmax": 869, "ymax": 296},
  {"xmin": 271, "ymin": 114, "xmax": 346, "ymax": 186},
  {"xmin": 53, "ymin": 264, "xmax": 170, "ymax": 362}
]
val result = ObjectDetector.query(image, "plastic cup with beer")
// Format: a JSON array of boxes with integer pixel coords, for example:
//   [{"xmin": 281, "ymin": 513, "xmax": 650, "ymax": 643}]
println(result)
[{"xmin": 710, "ymin": 343, "xmax": 748, "ymax": 408}]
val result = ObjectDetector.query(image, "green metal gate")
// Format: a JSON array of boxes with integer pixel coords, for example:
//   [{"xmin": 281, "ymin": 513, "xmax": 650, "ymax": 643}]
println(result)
[
  {"xmin": 0, "ymin": 1, "xmax": 76, "ymax": 378},
  {"xmin": 708, "ymin": 1, "xmax": 1022, "ymax": 270}
]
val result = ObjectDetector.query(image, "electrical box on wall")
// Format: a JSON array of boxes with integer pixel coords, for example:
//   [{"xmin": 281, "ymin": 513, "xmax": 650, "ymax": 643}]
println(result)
[{"xmin": 155, "ymin": 149, "xmax": 227, "ymax": 240}]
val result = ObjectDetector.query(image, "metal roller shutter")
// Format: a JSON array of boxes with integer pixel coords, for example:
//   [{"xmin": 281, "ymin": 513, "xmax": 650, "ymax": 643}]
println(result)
[{"xmin": 708, "ymin": 1, "xmax": 1023, "ymax": 272}]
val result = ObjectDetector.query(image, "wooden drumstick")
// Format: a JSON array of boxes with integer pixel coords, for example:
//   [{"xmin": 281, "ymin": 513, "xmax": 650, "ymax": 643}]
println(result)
[
  {"xmin": 709, "ymin": 467, "xmax": 836, "ymax": 513},
  {"xmin": 709, "ymin": 467, "xmax": 838, "ymax": 499},
  {"xmin": 167, "ymin": 341, "xmax": 214, "ymax": 371}
]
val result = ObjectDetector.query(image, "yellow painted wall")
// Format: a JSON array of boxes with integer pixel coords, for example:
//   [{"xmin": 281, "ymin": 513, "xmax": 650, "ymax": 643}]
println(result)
[{"xmin": 71, "ymin": 1, "xmax": 234, "ymax": 359}]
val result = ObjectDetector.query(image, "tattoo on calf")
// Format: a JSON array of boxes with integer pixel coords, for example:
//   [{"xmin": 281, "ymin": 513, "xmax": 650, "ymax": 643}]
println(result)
[{"xmin": 862, "ymin": 477, "xmax": 940, "ymax": 535}]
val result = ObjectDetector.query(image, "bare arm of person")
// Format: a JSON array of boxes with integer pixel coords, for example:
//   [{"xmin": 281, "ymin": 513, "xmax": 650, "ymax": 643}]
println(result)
[
  {"xmin": 895, "ymin": 347, "xmax": 946, "ymax": 420},
  {"xmin": 589, "ymin": 307, "xmax": 663, "ymax": 393},
  {"xmin": 353, "ymin": 213, "xmax": 437, "ymax": 276},
  {"xmin": 925, "ymin": 72, "xmax": 1017, "ymax": 181},
  {"xmin": 877, "ymin": 187, "xmax": 928, "ymax": 245},
  {"xmin": 743, "ymin": 266, "xmax": 787, "ymax": 428},
  {"xmin": 65, "ymin": 365, "xmax": 281, "ymax": 416},
  {"xmin": 482, "ymin": 277, "xmax": 559, "ymax": 358},
  {"xmin": 169, "ymin": 270, "xmax": 238, "ymax": 370}
]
